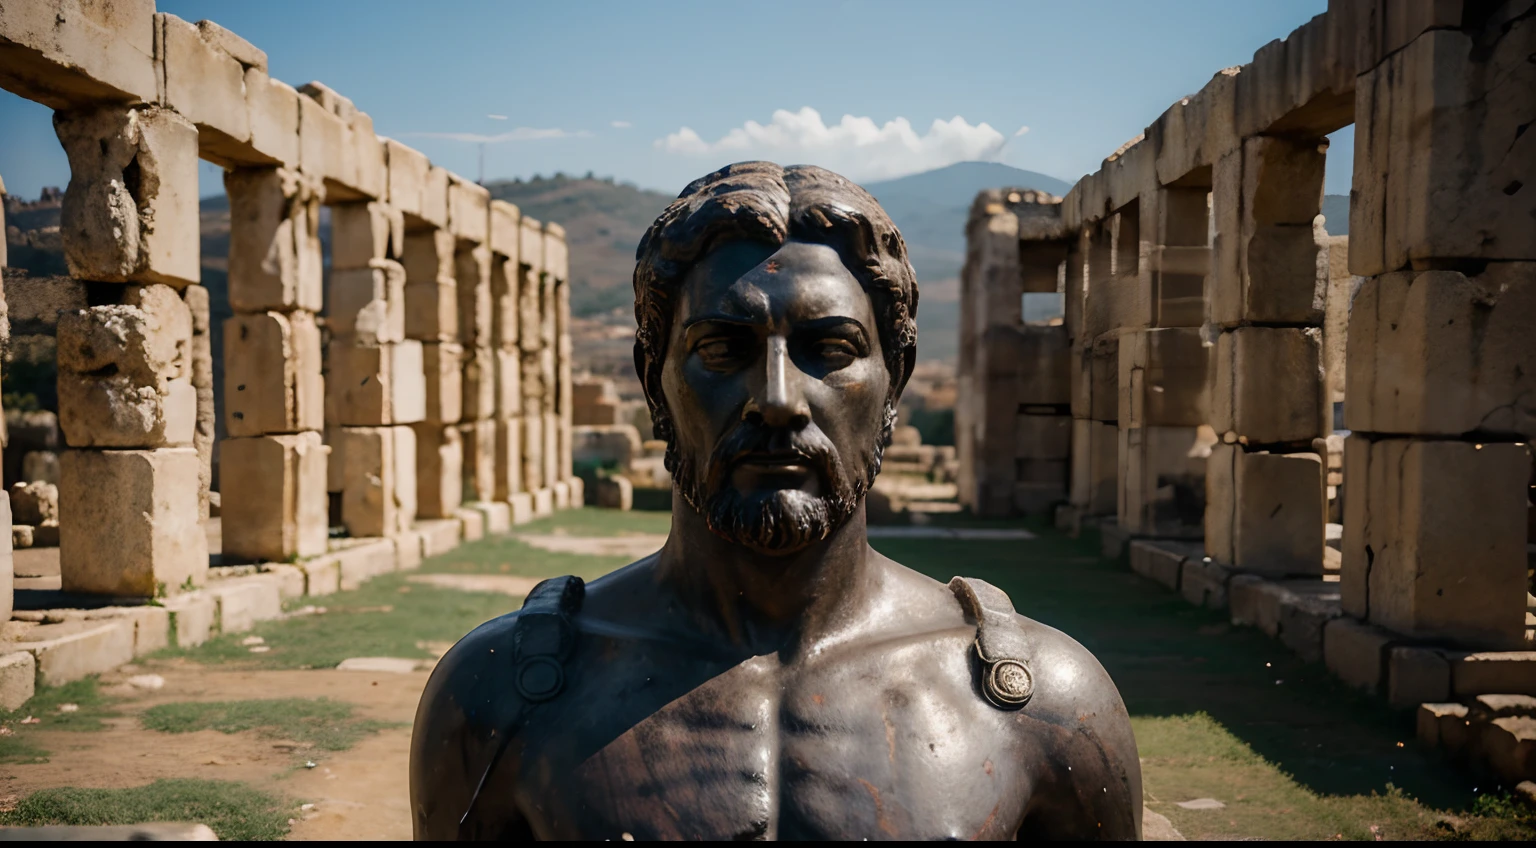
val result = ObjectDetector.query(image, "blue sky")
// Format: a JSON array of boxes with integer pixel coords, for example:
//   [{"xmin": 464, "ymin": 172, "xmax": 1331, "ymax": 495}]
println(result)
[{"xmin": 1, "ymin": 0, "xmax": 1352, "ymax": 201}]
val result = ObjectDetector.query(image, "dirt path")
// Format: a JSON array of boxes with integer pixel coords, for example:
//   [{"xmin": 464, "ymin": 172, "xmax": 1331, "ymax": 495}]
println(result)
[{"xmin": 3, "ymin": 661, "xmax": 428, "ymax": 840}]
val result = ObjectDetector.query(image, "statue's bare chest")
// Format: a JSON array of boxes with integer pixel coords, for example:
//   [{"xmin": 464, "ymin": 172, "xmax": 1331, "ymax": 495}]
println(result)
[{"xmin": 513, "ymin": 634, "xmax": 1035, "ymax": 840}]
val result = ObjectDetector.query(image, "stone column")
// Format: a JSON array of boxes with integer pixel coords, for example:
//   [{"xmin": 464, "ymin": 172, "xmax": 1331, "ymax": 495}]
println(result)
[
  {"xmin": 1116, "ymin": 186, "xmax": 1213, "ymax": 538},
  {"xmin": 545, "ymin": 223, "xmax": 574, "ymax": 508},
  {"xmin": 219, "ymin": 168, "xmax": 329, "ymax": 561},
  {"xmin": 52, "ymin": 104, "xmax": 207, "ymax": 597},
  {"xmin": 488, "ymin": 200, "xmax": 525, "ymax": 514},
  {"xmin": 447, "ymin": 175, "xmax": 495, "ymax": 520},
  {"xmin": 402, "ymin": 224, "xmax": 462, "ymax": 521},
  {"xmin": 1067, "ymin": 222, "xmax": 1119, "ymax": 519},
  {"xmin": 327, "ymin": 195, "xmax": 421, "ymax": 539},
  {"xmin": 518, "ymin": 214, "xmax": 550, "ymax": 515},
  {"xmin": 1204, "ymin": 136, "xmax": 1329, "ymax": 576},
  {"xmin": 1340, "ymin": 11, "xmax": 1535, "ymax": 650}
]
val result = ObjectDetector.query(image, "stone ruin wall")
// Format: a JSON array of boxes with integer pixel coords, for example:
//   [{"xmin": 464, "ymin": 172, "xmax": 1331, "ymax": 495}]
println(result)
[
  {"xmin": 0, "ymin": 1, "xmax": 581, "ymax": 628},
  {"xmin": 959, "ymin": 0, "xmax": 1534, "ymax": 717}
]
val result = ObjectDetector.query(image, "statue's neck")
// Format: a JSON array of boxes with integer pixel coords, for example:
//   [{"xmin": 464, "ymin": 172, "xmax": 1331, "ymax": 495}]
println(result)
[{"xmin": 656, "ymin": 499, "xmax": 875, "ymax": 657}]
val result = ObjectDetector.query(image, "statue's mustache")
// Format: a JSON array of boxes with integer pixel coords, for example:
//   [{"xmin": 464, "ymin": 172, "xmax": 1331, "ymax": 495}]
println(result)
[{"xmin": 704, "ymin": 418, "xmax": 847, "ymax": 494}]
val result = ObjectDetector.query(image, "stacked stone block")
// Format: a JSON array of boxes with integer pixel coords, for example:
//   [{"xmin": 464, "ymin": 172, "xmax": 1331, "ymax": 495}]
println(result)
[
  {"xmin": 488, "ymin": 199, "xmax": 525, "ymax": 507},
  {"xmin": 0, "ymin": 4, "xmax": 586, "ymax": 648},
  {"xmin": 1341, "ymin": 7, "xmax": 1535, "ymax": 651},
  {"xmin": 402, "ymin": 222, "xmax": 463, "ymax": 521},
  {"xmin": 445, "ymin": 175, "xmax": 499, "ymax": 520},
  {"xmin": 222, "ymin": 167, "xmax": 328, "ymax": 561},
  {"xmin": 51, "ymin": 104, "xmax": 207, "ymax": 596},
  {"xmin": 1067, "ymin": 218, "xmax": 1123, "ymax": 520},
  {"xmin": 1203, "ymin": 135, "xmax": 1330, "ymax": 576},
  {"xmin": 546, "ymin": 223, "xmax": 575, "ymax": 506},
  {"xmin": 327, "ymin": 190, "xmax": 422, "ymax": 539},
  {"xmin": 1116, "ymin": 184, "xmax": 1213, "ymax": 538},
  {"xmin": 957, "ymin": 190, "xmax": 1072, "ymax": 517},
  {"xmin": 517, "ymin": 215, "xmax": 552, "ymax": 515}
]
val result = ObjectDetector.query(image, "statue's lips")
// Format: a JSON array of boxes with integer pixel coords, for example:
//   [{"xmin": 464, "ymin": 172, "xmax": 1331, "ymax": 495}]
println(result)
[{"xmin": 731, "ymin": 451, "xmax": 813, "ymax": 471}]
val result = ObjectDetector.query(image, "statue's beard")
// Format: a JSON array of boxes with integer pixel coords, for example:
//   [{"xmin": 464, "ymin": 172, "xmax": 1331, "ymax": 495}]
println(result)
[{"xmin": 672, "ymin": 411, "xmax": 888, "ymax": 555}]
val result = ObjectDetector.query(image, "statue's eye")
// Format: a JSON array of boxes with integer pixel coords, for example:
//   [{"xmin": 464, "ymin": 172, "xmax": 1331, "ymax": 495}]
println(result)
[
  {"xmin": 814, "ymin": 339, "xmax": 858, "ymax": 364},
  {"xmin": 696, "ymin": 338, "xmax": 741, "ymax": 367}
]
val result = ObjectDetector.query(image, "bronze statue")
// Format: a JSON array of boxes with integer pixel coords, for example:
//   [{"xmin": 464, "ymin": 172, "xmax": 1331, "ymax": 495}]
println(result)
[{"xmin": 410, "ymin": 162, "xmax": 1142, "ymax": 840}]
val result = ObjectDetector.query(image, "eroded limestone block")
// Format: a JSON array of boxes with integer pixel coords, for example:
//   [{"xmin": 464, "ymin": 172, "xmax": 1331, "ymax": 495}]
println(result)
[
  {"xmin": 224, "ymin": 167, "xmax": 324, "ymax": 313},
  {"xmin": 1210, "ymin": 327, "xmax": 1324, "ymax": 444},
  {"xmin": 0, "ymin": 0, "xmax": 156, "ymax": 109},
  {"xmin": 10, "ymin": 481, "xmax": 59, "ymax": 526},
  {"xmin": 1347, "ymin": 264, "xmax": 1536, "ymax": 440},
  {"xmin": 224, "ymin": 310, "xmax": 322, "ymax": 436},
  {"xmin": 411, "ymin": 422, "xmax": 463, "ymax": 520},
  {"xmin": 595, "ymin": 475, "xmax": 634, "ymax": 511},
  {"xmin": 494, "ymin": 347, "xmax": 522, "ymax": 419},
  {"xmin": 1210, "ymin": 137, "xmax": 1328, "ymax": 328},
  {"xmin": 421, "ymin": 166, "xmax": 449, "ymax": 230},
  {"xmin": 1342, "ymin": 437, "xmax": 1530, "ymax": 650},
  {"xmin": 1014, "ymin": 414, "xmax": 1072, "ymax": 462},
  {"xmin": 455, "ymin": 245, "xmax": 492, "ymax": 349},
  {"xmin": 159, "ymin": 13, "xmax": 249, "ymax": 156},
  {"xmin": 244, "ymin": 69, "xmax": 300, "ymax": 167},
  {"xmin": 328, "ymin": 259, "xmax": 405, "ymax": 345},
  {"xmin": 1352, "ymin": 23, "xmax": 1536, "ymax": 277},
  {"xmin": 460, "ymin": 419, "xmax": 495, "ymax": 504},
  {"xmin": 489, "ymin": 200, "xmax": 521, "ymax": 262},
  {"xmin": 55, "ymin": 105, "xmax": 199, "ymax": 286},
  {"xmin": 422, "ymin": 342, "xmax": 464, "ymax": 424},
  {"xmin": 1118, "ymin": 424, "xmax": 1212, "ymax": 536},
  {"xmin": 522, "ymin": 411, "xmax": 545, "ymax": 492},
  {"xmin": 340, "ymin": 425, "xmax": 416, "ymax": 538},
  {"xmin": 543, "ymin": 223, "xmax": 569, "ymax": 283},
  {"xmin": 57, "ymin": 288, "xmax": 195, "ymax": 448},
  {"xmin": 384, "ymin": 139, "xmax": 428, "ymax": 219},
  {"xmin": 59, "ymin": 448, "xmax": 206, "ymax": 597},
  {"xmin": 325, "ymin": 340, "xmax": 426, "ymax": 426},
  {"xmin": 1205, "ymin": 442, "xmax": 1323, "ymax": 575},
  {"xmin": 331, "ymin": 202, "xmax": 403, "ymax": 269},
  {"xmin": 447, "ymin": 175, "xmax": 490, "ymax": 244},
  {"xmin": 490, "ymin": 255, "xmax": 520, "ymax": 349},
  {"xmin": 1069, "ymin": 419, "xmax": 1117, "ymax": 514},
  {"xmin": 494, "ymin": 417, "xmax": 523, "ymax": 500},
  {"xmin": 22, "ymin": 451, "xmax": 61, "ymax": 486},
  {"xmin": 1121, "ymin": 327, "xmax": 1210, "ymax": 429},
  {"xmin": 220, "ymin": 431, "xmax": 329, "ymax": 561},
  {"xmin": 0, "ymin": 493, "xmax": 10, "ymax": 623},
  {"xmin": 519, "ymin": 215, "xmax": 545, "ymax": 281},
  {"xmin": 461, "ymin": 345, "xmax": 497, "ymax": 421}
]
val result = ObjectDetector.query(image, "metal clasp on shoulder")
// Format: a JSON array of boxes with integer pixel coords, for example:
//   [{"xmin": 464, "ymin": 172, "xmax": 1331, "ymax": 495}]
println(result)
[{"xmin": 974, "ymin": 638, "xmax": 1034, "ymax": 709}]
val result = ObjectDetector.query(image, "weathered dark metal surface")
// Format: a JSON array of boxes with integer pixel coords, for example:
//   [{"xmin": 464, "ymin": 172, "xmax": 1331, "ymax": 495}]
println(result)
[{"xmin": 411, "ymin": 162, "xmax": 1142, "ymax": 841}]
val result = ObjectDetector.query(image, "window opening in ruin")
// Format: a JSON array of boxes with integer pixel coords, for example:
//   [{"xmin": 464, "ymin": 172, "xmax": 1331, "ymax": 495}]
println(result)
[
  {"xmin": 1, "ymin": 89, "xmax": 71, "ymax": 493},
  {"xmin": 1111, "ymin": 199, "xmax": 1140, "ymax": 278}
]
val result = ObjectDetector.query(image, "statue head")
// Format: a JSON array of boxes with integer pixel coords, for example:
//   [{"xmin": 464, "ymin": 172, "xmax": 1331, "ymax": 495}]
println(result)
[{"xmin": 634, "ymin": 162, "xmax": 918, "ymax": 555}]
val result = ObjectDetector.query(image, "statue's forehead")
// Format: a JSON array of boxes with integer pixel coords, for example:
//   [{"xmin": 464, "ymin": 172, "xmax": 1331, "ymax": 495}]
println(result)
[{"xmin": 676, "ymin": 239, "xmax": 874, "ymax": 327}]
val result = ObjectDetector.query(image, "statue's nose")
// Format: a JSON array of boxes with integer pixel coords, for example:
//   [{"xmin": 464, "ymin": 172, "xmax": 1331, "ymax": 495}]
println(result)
[{"xmin": 746, "ymin": 335, "xmax": 811, "ymax": 429}]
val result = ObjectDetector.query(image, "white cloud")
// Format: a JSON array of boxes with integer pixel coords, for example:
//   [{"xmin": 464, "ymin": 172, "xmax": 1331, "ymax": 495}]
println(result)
[
  {"xmin": 1013, "ymin": 125, "xmax": 1030, "ymax": 137},
  {"xmin": 402, "ymin": 127, "xmax": 591, "ymax": 144},
  {"xmin": 610, "ymin": 120, "xmax": 632, "ymax": 129},
  {"xmin": 655, "ymin": 107, "xmax": 1007, "ymax": 181}
]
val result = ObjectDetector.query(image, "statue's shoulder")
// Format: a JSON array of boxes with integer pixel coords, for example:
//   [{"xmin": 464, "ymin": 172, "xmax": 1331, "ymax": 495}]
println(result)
[
  {"xmin": 424, "ymin": 575, "xmax": 587, "ymax": 733},
  {"xmin": 945, "ymin": 576, "xmax": 1128, "ymax": 724}
]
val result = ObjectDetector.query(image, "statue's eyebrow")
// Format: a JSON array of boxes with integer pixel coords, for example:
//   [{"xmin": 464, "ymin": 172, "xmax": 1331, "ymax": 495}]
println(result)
[{"xmin": 795, "ymin": 316, "xmax": 870, "ymax": 349}]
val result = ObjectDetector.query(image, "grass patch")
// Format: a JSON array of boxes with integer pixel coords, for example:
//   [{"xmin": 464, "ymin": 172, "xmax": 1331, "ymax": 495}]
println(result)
[
  {"xmin": 141, "ymin": 698, "xmax": 392, "ymax": 754},
  {"xmin": 873, "ymin": 522, "xmax": 1536, "ymax": 840},
  {"xmin": 1, "ymin": 677, "xmax": 120, "ymax": 764},
  {"xmin": 166, "ymin": 516, "xmax": 649, "ymax": 670},
  {"xmin": 0, "ymin": 778, "xmax": 294, "ymax": 841},
  {"xmin": 0, "ymin": 732, "xmax": 49, "ymax": 765}
]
